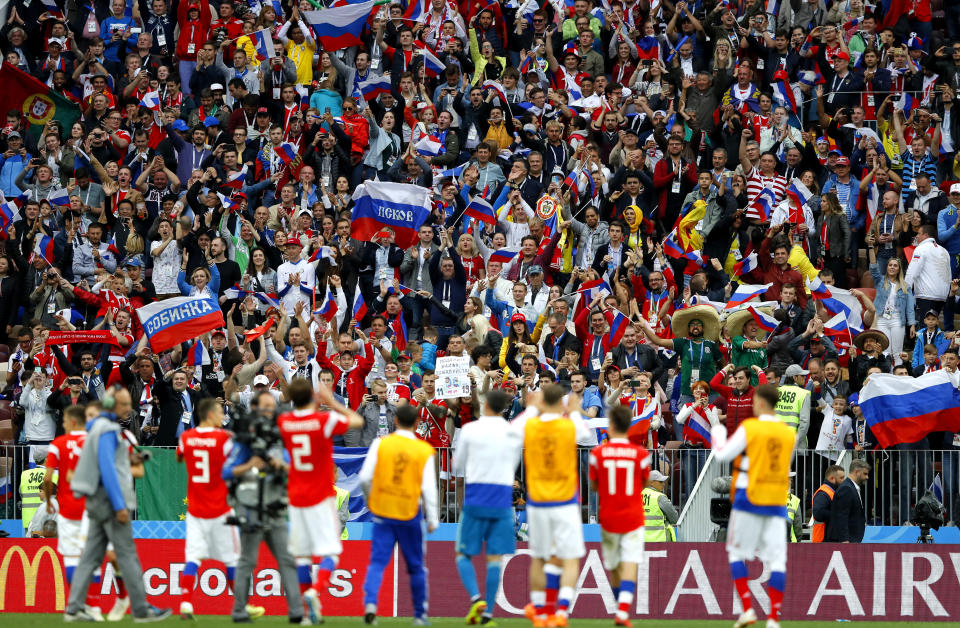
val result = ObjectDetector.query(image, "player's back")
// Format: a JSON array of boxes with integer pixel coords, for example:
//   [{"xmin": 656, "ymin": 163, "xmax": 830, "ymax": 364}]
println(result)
[
  {"xmin": 46, "ymin": 431, "xmax": 87, "ymax": 520},
  {"xmin": 178, "ymin": 426, "xmax": 233, "ymax": 519},
  {"xmin": 277, "ymin": 407, "xmax": 348, "ymax": 508},
  {"xmin": 589, "ymin": 438, "xmax": 651, "ymax": 533},
  {"xmin": 736, "ymin": 418, "xmax": 795, "ymax": 514},
  {"xmin": 457, "ymin": 416, "xmax": 522, "ymax": 510},
  {"xmin": 521, "ymin": 413, "xmax": 579, "ymax": 507}
]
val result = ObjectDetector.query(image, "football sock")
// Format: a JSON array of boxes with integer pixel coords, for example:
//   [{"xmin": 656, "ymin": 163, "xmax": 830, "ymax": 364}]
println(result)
[
  {"xmin": 226, "ymin": 566, "xmax": 236, "ymax": 593},
  {"xmin": 616, "ymin": 581, "xmax": 636, "ymax": 620},
  {"xmin": 296, "ymin": 563, "xmax": 313, "ymax": 594},
  {"xmin": 484, "ymin": 561, "xmax": 501, "ymax": 615},
  {"xmin": 455, "ymin": 554, "xmax": 480, "ymax": 599},
  {"xmin": 116, "ymin": 577, "xmax": 128, "ymax": 600},
  {"xmin": 65, "ymin": 565, "xmax": 76, "ymax": 583},
  {"xmin": 86, "ymin": 571, "xmax": 101, "ymax": 608},
  {"xmin": 543, "ymin": 564, "xmax": 562, "ymax": 615},
  {"xmin": 530, "ymin": 590, "xmax": 546, "ymax": 614},
  {"xmin": 557, "ymin": 586, "xmax": 574, "ymax": 617},
  {"xmin": 181, "ymin": 562, "xmax": 198, "ymax": 603},
  {"xmin": 316, "ymin": 556, "xmax": 337, "ymax": 590},
  {"xmin": 768, "ymin": 571, "xmax": 786, "ymax": 620},
  {"xmin": 730, "ymin": 561, "xmax": 752, "ymax": 611}
]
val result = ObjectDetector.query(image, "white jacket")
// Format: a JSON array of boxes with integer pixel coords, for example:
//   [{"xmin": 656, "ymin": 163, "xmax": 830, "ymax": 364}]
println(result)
[{"xmin": 904, "ymin": 237, "xmax": 951, "ymax": 301}]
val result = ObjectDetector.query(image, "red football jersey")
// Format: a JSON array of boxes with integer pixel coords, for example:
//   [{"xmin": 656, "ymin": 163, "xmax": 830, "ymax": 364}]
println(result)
[
  {"xmin": 177, "ymin": 427, "xmax": 233, "ymax": 518},
  {"xmin": 588, "ymin": 438, "xmax": 651, "ymax": 533},
  {"xmin": 45, "ymin": 432, "xmax": 87, "ymax": 520},
  {"xmin": 277, "ymin": 408, "xmax": 348, "ymax": 507}
]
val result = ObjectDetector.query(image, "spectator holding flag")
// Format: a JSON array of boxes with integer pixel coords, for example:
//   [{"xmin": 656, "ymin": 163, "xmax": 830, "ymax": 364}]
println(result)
[{"xmin": 867, "ymin": 242, "xmax": 916, "ymax": 364}]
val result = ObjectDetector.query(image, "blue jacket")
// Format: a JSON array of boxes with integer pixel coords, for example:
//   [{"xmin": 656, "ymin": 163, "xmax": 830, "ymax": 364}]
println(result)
[
  {"xmin": 869, "ymin": 263, "xmax": 916, "ymax": 328},
  {"xmin": 822, "ymin": 175, "xmax": 863, "ymax": 229},
  {"xmin": 937, "ymin": 204, "xmax": 960, "ymax": 256},
  {"xmin": 418, "ymin": 341, "xmax": 437, "ymax": 372},
  {"xmin": 0, "ymin": 153, "xmax": 30, "ymax": 197},
  {"xmin": 912, "ymin": 326, "xmax": 950, "ymax": 369}
]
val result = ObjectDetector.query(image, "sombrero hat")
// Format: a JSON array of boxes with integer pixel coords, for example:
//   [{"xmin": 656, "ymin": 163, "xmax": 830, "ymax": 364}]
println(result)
[
  {"xmin": 853, "ymin": 329, "xmax": 889, "ymax": 351},
  {"xmin": 725, "ymin": 307, "xmax": 771, "ymax": 339},
  {"xmin": 671, "ymin": 304, "xmax": 721, "ymax": 342}
]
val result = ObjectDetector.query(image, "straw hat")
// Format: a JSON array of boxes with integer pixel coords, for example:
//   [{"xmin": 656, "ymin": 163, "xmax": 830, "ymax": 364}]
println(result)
[
  {"xmin": 670, "ymin": 304, "xmax": 721, "ymax": 342},
  {"xmin": 853, "ymin": 329, "xmax": 889, "ymax": 352},
  {"xmin": 725, "ymin": 307, "xmax": 771, "ymax": 339}
]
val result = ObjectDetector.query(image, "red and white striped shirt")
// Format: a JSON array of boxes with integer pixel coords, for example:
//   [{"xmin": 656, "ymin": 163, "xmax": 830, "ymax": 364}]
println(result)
[{"xmin": 747, "ymin": 167, "xmax": 787, "ymax": 204}]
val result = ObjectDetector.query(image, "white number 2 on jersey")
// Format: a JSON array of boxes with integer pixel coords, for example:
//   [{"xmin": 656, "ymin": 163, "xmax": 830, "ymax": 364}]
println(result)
[
  {"xmin": 602, "ymin": 458, "xmax": 636, "ymax": 496},
  {"xmin": 291, "ymin": 434, "xmax": 314, "ymax": 471},
  {"xmin": 191, "ymin": 450, "xmax": 210, "ymax": 484}
]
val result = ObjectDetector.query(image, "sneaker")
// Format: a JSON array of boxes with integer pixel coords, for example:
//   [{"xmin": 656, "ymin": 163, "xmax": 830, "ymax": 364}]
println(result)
[
  {"xmin": 302, "ymin": 588, "xmax": 323, "ymax": 625},
  {"xmin": 465, "ymin": 600, "xmax": 487, "ymax": 625},
  {"xmin": 299, "ymin": 618, "xmax": 313, "ymax": 626},
  {"xmin": 524, "ymin": 604, "xmax": 537, "ymax": 621},
  {"xmin": 532, "ymin": 616, "xmax": 550, "ymax": 628},
  {"xmin": 614, "ymin": 617, "xmax": 632, "ymax": 628},
  {"xmin": 734, "ymin": 608, "xmax": 758, "ymax": 628},
  {"xmin": 232, "ymin": 618, "xmax": 253, "ymax": 624},
  {"xmin": 133, "ymin": 606, "xmax": 173, "ymax": 623},
  {"xmin": 106, "ymin": 597, "xmax": 131, "ymax": 622},
  {"xmin": 84, "ymin": 605, "xmax": 105, "ymax": 622},
  {"xmin": 64, "ymin": 610, "xmax": 97, "ymax": 622},
  {"xmin": 245, "ymin": 605, "xmax": 266, "ymax": 620},
  {"xmin": 287, "ymin": 617, "xmax": 304, "ymax": 625},
  {"xmin": 765, "ymin": 621, "xmax": 780, "ymax": 628},
  {"xmin": 179, "ymin": 602, "xmax": 194, "ymax": 620},
  {"xmin": 412, "ymin": 616, "xmax": 431, "ymax": 627},
  {"xmin": 547, "ymin": 614, "xmax": 568, "ymax": 628},
  {"xmin": 480, "ymin": 618, "xmax": 497, "ymax": 627},
  {"xmin": 363, "ymin": 604, "xmax": 378, "ymax": 626}
]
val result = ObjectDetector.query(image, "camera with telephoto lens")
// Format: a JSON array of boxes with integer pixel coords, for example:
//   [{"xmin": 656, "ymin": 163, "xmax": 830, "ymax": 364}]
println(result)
[
  {"xmin": 214, "ymin": 27, "xmax": 228, "ymax": 47},
  {"xmin": 911, "ymin": 490, "xmax": 945, "ymax": 543},
  {"xmin": 225, "ymin": 406, "xmax": 288, "ymax": 532}
]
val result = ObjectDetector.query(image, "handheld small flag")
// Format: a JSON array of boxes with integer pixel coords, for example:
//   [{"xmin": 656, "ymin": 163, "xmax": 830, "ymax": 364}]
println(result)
[
  {"xmin": 747, "ymin": 305, "xmax": 779, "ymax": 333},
  {"xmin": 414, "ymin": 134, "xmax": 444, "ymax": 156},
  {"xmin": 732, "ymin": 251, "xmax": 758, "ymax": 278},
  {"xmin": 746, "ymin": 188, "xmax": 776, "ymax": 222},
  {"xmin": 726, "ymin": 283, "xmax": 773, "ymax": 308},
  {"xmin": 352, "ymin": 291, "xmax": 368, "ymax": 322},
  {"xmin": 489, "ymin": 247, "xmax": 519, "ymax": 264},
  {"xmin": 358, "ymin": 74, "xmax": 391, "ymax": 101},
  {"xmin": 224, "ymin": 165, "xmax": 248, "ymax": 190},
  {"xmin": 252, "ymin": 28, "xmax": 276, "ymax": 62},
  {"xmin": 276, "ymin": 143, "xmax": 298, "ymax": 166},
  {"xmin": 47, "ymin": 188, "xmax": 70, "ymax": 207},
  {"xmin": 314, "ymin": 289, "xmax": 339, "ymax": 322},
  {"xmin": 186, "ymin": 340, "xmax": 211, "ymax": 366},
  {"xmin": 34, "ymin": 234, "xmax": 55, "ymax": 263},
  {"xmin": 464, "ymin": 197, "xmax": 497, "ymax": 225}
]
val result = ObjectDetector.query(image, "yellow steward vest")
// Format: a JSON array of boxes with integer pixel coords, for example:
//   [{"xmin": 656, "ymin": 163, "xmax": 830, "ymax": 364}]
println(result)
[
  {"xmin": 523, "ymin": 416, "xmax": 578, "ymax": 505},
  {"xmin": 642, "ymin": 487, "xmax": 676, "ymax": 542},
  {"xmin": 368, "ymin": 434, "xmax": 435, "ymax": 521},
  {"xmin": 787, "ymin": 493, "xmax": 801, "ymax": 542},
  {"xmin": 734, "ymin": 419, "xmax": 794, "ymax": 508},
  {"xmin": 774, "ymin": 385, "xmax": 809, "ymax": 432},
  {"xmin": 20, "ymin": 467, "xmax": 46, "ymax": 531}
]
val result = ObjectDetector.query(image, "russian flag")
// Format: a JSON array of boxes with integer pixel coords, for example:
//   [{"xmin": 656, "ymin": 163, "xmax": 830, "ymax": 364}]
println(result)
[
  {"xmin": 772, "ymin": 71, "xmax": 797, "ymax": 114},
  {"xmin": 746, "ymin": 188, "xmax": 776, "ymax": 222},
  {"xmin": 0, "ymin": 201, "xmax": 20, "ymax": 229},
  {"xmin": 315, "ymin": 289, "xmax": 339, "ymax": 322},
  {"xmin": 136, "ymin": 296, "xmax": 225, "ymax": 354},
  {"xmin": 583, "ymin": 169, "xmax": 597, "ymax": 198},
  {"xmin": 350, "ymin": 181, "xmax": 432, "ymax": 249},
  {"xmin": 41, "ymin": 0, "xmax": 64, "ymax": 17},
  {"xmin": 635, "ymin": 36, "xmax": 659, "ymax": 60},
  {"xmin": 358, "ymin": 74, "xmax": 391, "ymax": 101},
  {"xmin": 186, "ymin": 340, "xmax": 210, "ymax": 366},
  {"xmin": 34, "ymin": 234, "xmax": 55, "ymax": 263},
  {"xmin": 139, "ymin": 90, "xmax": 162, "ymax": 112},
  {"xmin": 420, "ymin": 46, "xmax": 446, "ymax": 78},
  {"xmin": 437, "ymin": 163, "xmax": 466, "ymax": 179},
  {"xmin": 628, "ymin": 396, "xmax": 657, "ymax": 435},
  {"xmin": 604, "ymin": 309, "xmax": 630, "ymax": 346},
  {"xmin": 310, "ymin": 245, "xmax": 336, "ymax": 263},
  {"xmin": 403, "ymin": 0, "xmax": 425, "ymax": 22},
  {"xmin": 726, "ymin": 283, "xmax": 773, "ymax": 308},
  {"xmin": 663, "ymin": 233, "xmax": 686, "ymax": 259},
  {"xmin": 217, "ymin": 192, "xmax": 241, "ymax": 212},
  {"xmin": 353, "ymin": 291, "xmax": 368, "ymax": 322},
  {"xmin": 732, "ymin": 251, "xmax": 758, "ymax": 278},
  {"xmin": 481, "ymin": 79, "xmax": 508, "ymax": 105},
  {"xmin": 806, "ymin": 276, "xmax": 832, "ymax": 300},
  {"xmin": 47, "ymin": 188, "xmax": 70, "ymax": 207},
  {"xmin": 580, "ymin": 278, "xmax": 612, "ymax": 300},
  {"xmin": 224, "ymin": 165, "xmax": 248, "ymax": 190},
  {"xmin": 822, "ymin": 312, "xmax": 857, "ymax": 342},
  {"xmin": 489, "ymin": 247, "xmax": 519, "ymax": 264},
  {"xmin": 563, "ymin": 170, "xmax": 580, "ymax": 199},
  {"xmin": 747, "ymin": 305, "xmax": 779, "ymax": 333},
  {"xmin": 304, "ymin": 1, "xmax": 378, "ymax": 51},
  {"xmin": 785, "ymin": 179, "xmax": 812, "ymax": 211},
  {"xmin": 252, "ymin": 28, "xmax": 276, "ymax": 62},
  {"xmin": 860, "ymin": 371, "xmax": 960, "ymax": 449},
  {"xmin": 8, "ymin": 189, "xmax": 29, "ymax": 210},
  {"xmin": 414, "ymin": 134, "xmax": 444, "ymax": 157},
  {"xmin": 390, "ymin": 315, "xmax": 408, "ymax": 352},
  {"xmin": 386, "ymin": 283, "xmax": 414, "ymax": 297},
  {"xmin": 518, "ymin": 55, "xmax": 533, "ymax": 74},
  {"xmin": 464, "ymin": 197, "xmax": 497, "ymax": 225},
  {"xmin": 896, "ymin": 92, "xmax": 917, "ymax": 117},
  {"xmin": 276, "ymin": 143, "xmax": 298, "ymax": 166},
  {"xmin": 682, "ymin": 407, "xmax": 712, "ymax": 447}
]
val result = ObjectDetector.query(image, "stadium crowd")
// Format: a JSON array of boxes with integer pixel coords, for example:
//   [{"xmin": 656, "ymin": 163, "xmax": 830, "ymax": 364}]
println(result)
[{"xmin": 3, "ymin": 0, "xmax": 960, "ymax": 540}]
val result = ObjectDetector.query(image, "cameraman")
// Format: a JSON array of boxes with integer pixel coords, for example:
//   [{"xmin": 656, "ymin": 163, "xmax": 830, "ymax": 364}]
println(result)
[
  {"xmin": 222, "ymin": 390, "xmax": 303, "ymax": 624},
  {"xmin": 65, "ymin": 386, "xmax": 171, "ymax": 622}
]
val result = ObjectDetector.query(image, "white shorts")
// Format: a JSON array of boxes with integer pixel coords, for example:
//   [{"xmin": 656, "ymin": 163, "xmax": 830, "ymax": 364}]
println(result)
[
  {"xmin": 600, "ymin": 526, "xmax": 644, "ymax": 570},
  {"xmin": 185, "ymin": 511, "xmax": 240, "ymax": 566},
  {"xmin": 726, "ymin": 509, "xmax": 788, "ymax": 571},
  {"xmin": 288, "ymin": 497, "xmax": 343, "ymax": 559},
  {"xmin": 527, "ymin": 504, "xmax": 585, "ymax": 560},
  {"xmin": 58, "ymin": 514, "xmax": 85, "ymax": 563}
]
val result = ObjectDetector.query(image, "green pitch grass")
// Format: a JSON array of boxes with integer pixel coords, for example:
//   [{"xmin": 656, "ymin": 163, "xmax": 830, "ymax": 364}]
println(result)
[{"xmin": 7, "ymin": 616, "xmax": 960, "ymax": 627}]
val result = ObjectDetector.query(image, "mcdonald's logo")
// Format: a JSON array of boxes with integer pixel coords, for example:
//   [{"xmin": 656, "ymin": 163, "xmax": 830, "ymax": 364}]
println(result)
[{"xmin": 0, "ymin": 545, "xmax": 65, "ymax": 610}]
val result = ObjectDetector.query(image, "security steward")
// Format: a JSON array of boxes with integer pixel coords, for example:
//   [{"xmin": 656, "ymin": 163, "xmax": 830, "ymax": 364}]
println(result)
[
  {"xmin": 775, "ymin": 365, "xmax": 812, "ymax": 448},
  {"xmin": 810, "ymin": 464, "xmax": 845, "ymax": 542},
  {"xmin": 19, "ymin": 451, "xmax": 48, "ymax": 531},
  {"xmin": 642, "ymin": 470, "xmax": 679, "ymax": 541}
]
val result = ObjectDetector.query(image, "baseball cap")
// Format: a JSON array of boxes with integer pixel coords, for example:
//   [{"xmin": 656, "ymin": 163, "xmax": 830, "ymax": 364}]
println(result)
[
  {"xmin": 784, "ymin": 364, "xmax": 809, "ymax": 377},
  {"xmin": 527, "ymin": 264, "xmax": 543, "ymax": 275},
  {"xmin": 123, "ymin": 255, "xmax": 144, "ymax": 268},
  {"xmin": 510, "ymin": 312, "xmax": 527, "ymax": 324},
  {"xmin": 203, "ymin": 117, "xmax": 221, "ymax": 127},
  {"xmin": 848, "ymin": 393, "xmax": 859, "ymax": 406},
  {"xmin": 834, "ymin": 51, "xmax": 850, "ymax": 61},
  {"xmin": 171, "ymin": 119, "xmax": 189, "ymax": 131},
  {"xmin": 48, "ymin": 37, "xmax": 65, "ymax": 47},
  {"xmin": 924, "ymin": 309, "xmax": 940, "ymax": 319},
  {"xmin": 950, "ymin": 183, "xmax": 960, "ymax": 195},
  {"xmin": 397, "ymin": 352, "xmax": 412, "ymax": 361},
  {"xmin": 7, "ymin": 131, "xmax": 21, "ymax": 139},
  {"xmin": 253, "ymin": 374, "xmax": 270, "ymax": 386},
  {"xmin": 285, "ymin": 237, "xmax": 303, "ymax": 247},
  {"xmin": 649, "ymin": 470, "xmax": 669, "ymax": 482},
  {"xmin": 212, "ymin": 329, "xmax": 226, "ymax": 337},
  {"xmin": 256, "ymin": 107, "xmax": 270, "ymax": 115},
  {"xmin": 835, "ymin": 156, "xmax": 851, "ymax": 166},
  {"xmin": 210, "ymin": 83, "xmax": 225, "ymax": 91}
]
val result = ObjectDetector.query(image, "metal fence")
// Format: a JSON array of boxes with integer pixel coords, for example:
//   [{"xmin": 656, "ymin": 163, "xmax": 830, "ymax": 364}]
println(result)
[{"xmin": 3, "ymin": 443, "xmax": 954, "ymax": 537}]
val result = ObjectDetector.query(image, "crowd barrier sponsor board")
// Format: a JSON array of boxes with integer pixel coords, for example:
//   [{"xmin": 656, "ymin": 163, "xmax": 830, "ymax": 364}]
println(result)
[{"xmin": 3, "ymin": 539, "xmax": 960, "ymax": 620}]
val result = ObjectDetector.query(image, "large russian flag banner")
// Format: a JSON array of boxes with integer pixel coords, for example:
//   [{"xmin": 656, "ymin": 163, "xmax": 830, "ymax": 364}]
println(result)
[
  {"xmin": 136, "ymin": 296, "xmax": 225, "ymax": 354},
  {"xmin": 859, "ymin": 371, "xmax": 960, "ymax": 449},
  {"xmin": 351, "ymin": 181, "xmax": 432, "ymax": 248},
  {"xmin": 305, "ymin": 1, "xmax": 378, "ymax": 51}
]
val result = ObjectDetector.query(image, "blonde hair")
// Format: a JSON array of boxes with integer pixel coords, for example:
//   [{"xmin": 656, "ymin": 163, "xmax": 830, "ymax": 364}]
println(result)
[
  {"xmin": 456, "ymin": 233, "xmax": 478, "ymax": 257},
  {"xmin": 469, "ymin": 314, "xmax": 491, "ymax": 338},
  {"xmin": 882, "ymin": 257, "xmax": 909, "ymax": 295}
]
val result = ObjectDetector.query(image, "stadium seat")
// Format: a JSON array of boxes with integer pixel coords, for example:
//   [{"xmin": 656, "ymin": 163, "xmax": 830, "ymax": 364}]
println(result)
[{"xmin": 0, "ymin": 418, "xmax": 13, "ymax": 443}]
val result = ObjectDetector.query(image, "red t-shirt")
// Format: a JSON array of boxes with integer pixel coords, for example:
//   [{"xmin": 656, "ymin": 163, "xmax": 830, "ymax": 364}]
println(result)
[
  {"xmin": 177, "ymin": 427, "xmax": 233, "ymax": 519},
  {"xmin": 45, "ymin": 432, "xmax": 87, "ymax": 520},
  {"xmin": 277, "ymin": 408, "xmax": 348, "ymax": 507},
  {"xmin": 588, "ymin": 438, "xmax": 651, "ymax": 533}
]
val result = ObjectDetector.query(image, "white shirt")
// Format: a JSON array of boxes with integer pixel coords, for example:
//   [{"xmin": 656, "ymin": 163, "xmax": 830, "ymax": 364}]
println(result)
[
  {"xmin": 814, "ymin": 408, "xmax": 853, "ymax": 461},
  {"xmin": 276, "ymin": 258, "xmax": 316, "ymax": 315},
  {"xmin": 904, "ymin": 237, "xmax": 951, "ymax": 301}
]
